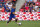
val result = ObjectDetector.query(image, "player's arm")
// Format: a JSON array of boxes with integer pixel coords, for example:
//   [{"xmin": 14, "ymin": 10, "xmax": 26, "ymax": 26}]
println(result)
[{"xmin": 12, "ymin": 12, "xmax": 17, "ymax": 15}]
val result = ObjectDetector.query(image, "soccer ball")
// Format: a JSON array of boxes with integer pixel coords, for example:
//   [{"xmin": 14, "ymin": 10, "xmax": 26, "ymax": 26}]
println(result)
[{"xmin": 18, "ymin": 22, "xmax": 22, "ymax": 25}]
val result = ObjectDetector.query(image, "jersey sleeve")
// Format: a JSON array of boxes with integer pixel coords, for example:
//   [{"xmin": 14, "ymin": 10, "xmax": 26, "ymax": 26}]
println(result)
[{"xmin": 11, "ymin": 9, "xmax": 15, "ymax": 13}]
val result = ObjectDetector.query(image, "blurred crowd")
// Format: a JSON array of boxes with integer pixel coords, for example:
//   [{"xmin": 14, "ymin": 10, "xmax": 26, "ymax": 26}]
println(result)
[
  {"xmin": 0, "ymin": 0, "xmax": 40, "ymax": 13},
  {"xmin": 0, "ymin": 0, "xmax": 17, "ymax": 12},
  {"xmin": 20, "ymin": 0, "xmax": 40, "ymax": 13}
]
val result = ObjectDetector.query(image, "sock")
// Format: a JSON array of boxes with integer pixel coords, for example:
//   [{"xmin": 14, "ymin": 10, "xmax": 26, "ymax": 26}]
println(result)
[
  {"xmin": 15, "ymin": 19, "xmax": 17, "ymax": 23},
  {"xmin": 7, "ymin": 20, "xmax": 11, "ymax": 23},
  {"xmin": 7, "ymin": 21, "xmax": 9, "ymax": 23}
]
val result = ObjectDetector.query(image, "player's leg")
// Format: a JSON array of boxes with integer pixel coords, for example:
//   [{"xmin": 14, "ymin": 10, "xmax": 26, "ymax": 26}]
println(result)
[
  {"xmin": 7, "ymin": 17, "xmax": 12, "ymax": 24},
  {"xmin": 13, "ymin": 15, "xmax": 18, "ymax": 23},
  {"xmin": 15, "ymin": 18, "xmax": 18, "ymax": 23}
]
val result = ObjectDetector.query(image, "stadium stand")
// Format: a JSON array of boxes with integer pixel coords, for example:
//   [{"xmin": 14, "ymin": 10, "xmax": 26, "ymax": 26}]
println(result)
[{"xmin": 0, "ymin": 0, "xmax": 40, "ymax": 21}]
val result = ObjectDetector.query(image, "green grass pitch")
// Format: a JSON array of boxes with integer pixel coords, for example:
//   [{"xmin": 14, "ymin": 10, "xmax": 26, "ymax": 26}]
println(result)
[{"xmin": 0, "ymin": 21, "xmax": 40, "ymax": 27}]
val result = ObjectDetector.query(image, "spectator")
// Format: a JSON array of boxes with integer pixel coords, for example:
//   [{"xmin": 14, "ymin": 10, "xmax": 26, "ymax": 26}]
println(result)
[
  {"xmin": 25, "ymin": 1, "xmax": 27, "ymax": 7},
  {"xmin": 20, "ymin": 8, "xmax": 24, "ymax": 12},
  {"xmin": 5, "ymin": 5, "xmax": 10, "ymax": 12},
  {"xmin": 0, "ymin": 3, "xmax": 3, "ymax": 8},
  {"xmin": 34, "ymin": 0, "xmax": 37, "ymax": 2},
  {"xmin": 1, "ymin": 7, "xmax": 5, "ymax": 12},
  {"xmin": 25, "ymin": 5, "xmax": 29, "ymax": 12},
  {"xmin": 29, "ymin": 5, "xmax": 33, "ymax": 13},
  {"xmin": 7, "ymin": 2, "xmax": 12, "ymax": 10},
  {"xmin": 38, "ymin": 6, "xmax": 40, "ymax": 12},
  {"xmin": 12, "ymin": 0, "xmax": 17, "ymax": 4},
  {"xmin": 34, "ymin": 5, "xmax": 38, "ymax": 12},
  {"xmin": 4, "ymin": 0, "xmax": 8, "ymax": 2}
]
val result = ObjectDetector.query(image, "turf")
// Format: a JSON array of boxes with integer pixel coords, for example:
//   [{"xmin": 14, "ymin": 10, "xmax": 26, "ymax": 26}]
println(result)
[{"xmin": 0, "ymin": 21, "xmax": 40, "ymax": 27}]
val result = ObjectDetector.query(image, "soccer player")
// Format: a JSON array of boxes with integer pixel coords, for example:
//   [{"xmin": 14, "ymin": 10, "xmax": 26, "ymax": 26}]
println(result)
[{"xmin": 7, "ymin": 6, "xmax": 18, "ymax": 24}]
